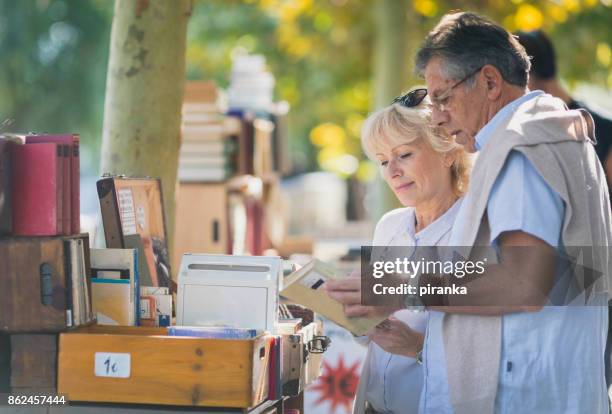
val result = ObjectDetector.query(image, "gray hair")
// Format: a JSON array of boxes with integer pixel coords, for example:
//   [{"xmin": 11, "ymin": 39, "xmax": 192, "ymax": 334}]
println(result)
[{"xmin": 415, "ymin": 12, "xmax": 530, "ymax": 87}]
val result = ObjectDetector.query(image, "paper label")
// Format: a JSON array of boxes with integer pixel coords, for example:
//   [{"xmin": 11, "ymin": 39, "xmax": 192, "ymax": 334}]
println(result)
[
  {"xmin": 299, "ymin": 272, "xmax": 327, "ymax": 290},
  {"xmin": 117, "ymin": 189, "xmax": 137, "ymax": 236},
  {"xmin": 94, "ymin": 352, "xmax": 131, "ymax": 378},
  {"xmin": 136, "ymin": 205, "xmax": 146, "ymax": 231}
]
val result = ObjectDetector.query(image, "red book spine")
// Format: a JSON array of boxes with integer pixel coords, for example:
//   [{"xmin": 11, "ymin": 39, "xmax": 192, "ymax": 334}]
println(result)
[
  {"xmin": 71, "ymin": 134, "xmax": 80, "ymax": 234},
  {"xmin": 61, "ymin": 144, "xmax": 70, "ymax": 235},
  {"xmin": 11, "ymin": 143, "xmax": 62, "ymax": 236},
  {"xmin": 24, "ymin": 134, "xmax": 79, "ymax": 234}
]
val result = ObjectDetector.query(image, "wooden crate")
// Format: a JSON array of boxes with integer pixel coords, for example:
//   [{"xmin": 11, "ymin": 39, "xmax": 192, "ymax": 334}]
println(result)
[
  {"xmin": 0, "ymin": 234, "xmax": 91, "ymax": 333},
  {"xmin": 10, "ymin": 334, "xmax": 57, "ymax": 394},
  {"xmin": 57, "ymin": 326, "xmax": 271, "ymax": 408}
]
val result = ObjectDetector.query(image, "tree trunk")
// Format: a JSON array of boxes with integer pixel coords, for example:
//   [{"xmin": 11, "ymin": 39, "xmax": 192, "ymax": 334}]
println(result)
[
  {"xmin": 100, "ymin": 0, "xmax": 190, "ymax": 259},
  {"xmin": 368, "ymin": 0, "xmax": 414, "ymax": 222}
]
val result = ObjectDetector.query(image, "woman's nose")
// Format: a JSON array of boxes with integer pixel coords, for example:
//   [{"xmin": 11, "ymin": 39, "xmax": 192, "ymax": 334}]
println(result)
[{"xmin": 388, "ymin": 158, "xmax": 403, "ymax": 178}]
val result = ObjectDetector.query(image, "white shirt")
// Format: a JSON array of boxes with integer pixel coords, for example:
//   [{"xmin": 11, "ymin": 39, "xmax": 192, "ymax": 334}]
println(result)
[{"xmin": 361, "ymin": 198, "xmax": 463, "ymax": 414}]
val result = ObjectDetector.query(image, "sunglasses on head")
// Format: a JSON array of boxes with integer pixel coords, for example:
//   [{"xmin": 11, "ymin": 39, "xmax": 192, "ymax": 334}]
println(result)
[{"xmin": 391, "ymin": 88, "xmax": 428, "ymax": 107}]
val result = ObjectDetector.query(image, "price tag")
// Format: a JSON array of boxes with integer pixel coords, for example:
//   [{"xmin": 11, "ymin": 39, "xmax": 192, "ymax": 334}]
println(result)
[{"xmin": 94, "ymin": 352, "xmax": 131, "ymax": 378}]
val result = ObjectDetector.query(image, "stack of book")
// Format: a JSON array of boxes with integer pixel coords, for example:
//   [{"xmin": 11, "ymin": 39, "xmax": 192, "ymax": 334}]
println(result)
[
  {"xmin": 0, "ymin": 133, "xmax": 80, "ymax": 236},
  {"xmin": 178, "ymin": 82, "xmax": 239, "ymax": 182},
  {"xmin": 227, "ymin": 54, "xmax": 275, "ymax": 112}
]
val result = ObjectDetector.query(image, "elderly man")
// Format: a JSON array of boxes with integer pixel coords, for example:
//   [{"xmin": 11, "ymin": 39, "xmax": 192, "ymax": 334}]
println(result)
[{"xmin": 327, "ymin": 11, "xmax": 611, "ymax": 414}]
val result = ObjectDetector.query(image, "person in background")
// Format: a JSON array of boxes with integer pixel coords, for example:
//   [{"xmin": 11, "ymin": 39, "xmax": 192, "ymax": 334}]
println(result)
[
  {"xmin": 351, "ymin": 88, "xmax": 470, "ymax": 414},
  {"xmin": 516, "ymin": 30, "xmax": 612, "ymax": 188},
  {"xmin": 517, "ymin": 29, "xmax": 612, "ymax": 391}
]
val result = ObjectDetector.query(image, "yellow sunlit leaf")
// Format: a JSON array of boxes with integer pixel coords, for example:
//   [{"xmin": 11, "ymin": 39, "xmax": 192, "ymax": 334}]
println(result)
[
  {"xmin": 287, "ymin": 37, "xmax": 312, "ymax": 58},
  {"xmin": 584, "ymin": 0, "xmax": 599, "ymax": 7},
  {"xmin": 356, "ymin": 160, "xmax": 378, "ymax": 182},
  {"xmin": 345, "ymin": 114, "xmax": 365, "ymax": 139},
  {"xmin": 514, "ymin": 4, "xmax": 543, "ymax": 31},
  {"xmin": 310, "ymin": 123, "xmax": 346, "ymax": 148},
  {"xmin": 318, "ymin": 149, "xmax": 358, "ymax": 177},
  {"xmin": 596, "ymin": 43, "xmax": 611, "ymax": 67},
  {"xmin": 562, "ymin": 0, "xmax": 581, "ymax": 13},
  {"xmin": 413, "ymin": 0, "xmax": 438, "ymax": 17},
  {"xmin": 314, "ymin": 11, "xmax": 333, "ymax": 32},
  {"xmin": 331, "ymin": 27, "xmax": 348, "ymax": 45},
  {"xmin": 503, "ymin": 14, "xmax": 516, "ymax": 31},
  {"xmin": 546, "ymin": 3, "xmax": 568, "ymax": 23},
  {"xmin": 236, "ymin": 34, "xmax": 257, "ymax": 52}
]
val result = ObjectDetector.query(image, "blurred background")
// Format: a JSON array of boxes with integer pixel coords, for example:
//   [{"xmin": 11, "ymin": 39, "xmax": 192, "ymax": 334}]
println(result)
[{"xmin": 1, "ymin": 1, "xmax": 611, "ymax": 412}]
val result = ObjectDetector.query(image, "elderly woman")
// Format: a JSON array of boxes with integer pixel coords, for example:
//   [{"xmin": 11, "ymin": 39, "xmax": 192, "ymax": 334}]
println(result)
[{"xmin": 345, "ymin": 88, "xmax": 470, "ymax": 414}]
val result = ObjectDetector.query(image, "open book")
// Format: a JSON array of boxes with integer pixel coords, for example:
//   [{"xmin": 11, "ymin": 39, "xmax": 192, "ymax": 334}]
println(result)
[{"xmin": 280, "ymin": 259, "xmax": 386, "ymax": 336}]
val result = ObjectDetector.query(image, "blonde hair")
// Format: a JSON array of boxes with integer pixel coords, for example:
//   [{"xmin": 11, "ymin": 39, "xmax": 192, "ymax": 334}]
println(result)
[{"xmin": 361, "ymin": 95, "xmax": 470, "ymax": 196}]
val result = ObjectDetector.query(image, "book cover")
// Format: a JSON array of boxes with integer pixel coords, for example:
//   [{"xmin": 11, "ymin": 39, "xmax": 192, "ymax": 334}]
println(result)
[
  {"xmin": 0, "ymin": 139, "xmax": 14, "ymax": 235},
  {"xmin": 11, "ymin": 142, "xmax": 63, "ymax": 236},
  {"xmin": 281, "ymin": 259, "xmax": 386, "ymax": 336},
  {"xmin": 166, "ymin": 326, "xmax": 262, "ymax": 339},
  {"xmin": 91, "ymin": 248, "xmax": 138, "ymax": 326},
  {"xmin": 24, "ymin": 134, "xmax": 80, "ymax": 235},
  {"xmin": 91, "ymin": 278, "xmax": 132, "ymax": 326}
]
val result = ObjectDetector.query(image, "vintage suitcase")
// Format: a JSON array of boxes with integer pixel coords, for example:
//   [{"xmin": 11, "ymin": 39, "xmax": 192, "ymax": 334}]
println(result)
[
  {"xmin": 10, "ymin": 334, "xmax": 57, "ymax": 394},
  {"xmin": 0, "ymin": 234, "xmax": 92, "ymax": 332},
  {"xmin": 57, "ymin": 326, "xmax": 272, "ymax": 408},
  {"xmin": 97, "ymin": 176, "xmax": 171, "ymax": 288}
]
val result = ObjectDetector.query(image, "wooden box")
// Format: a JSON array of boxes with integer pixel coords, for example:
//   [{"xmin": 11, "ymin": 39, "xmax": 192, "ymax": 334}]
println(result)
[
  {"xmin": 57, "ymin": 326, "xmax": 272, "ymax": 408},
  {"xmin": 10, "ymin": 334, "xmax": 57, "ymax": 394},
  {"xmin": 0, "ymin": 235, "xmax": 92, "ymax": 333},
  {"xmin": 173, "ymin": 183, "xmax": 228, "ymax": 271}
]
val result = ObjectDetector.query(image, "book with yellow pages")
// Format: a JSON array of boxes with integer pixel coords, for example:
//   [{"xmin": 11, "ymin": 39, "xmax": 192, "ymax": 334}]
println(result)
[{"xmin": 280, "ymin": 259, "xmax": 386, "ymax": 336}]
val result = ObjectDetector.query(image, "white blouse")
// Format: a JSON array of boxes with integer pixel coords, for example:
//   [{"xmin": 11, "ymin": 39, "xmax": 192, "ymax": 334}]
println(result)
[{"xmin": 356, "ymin": 198, "xmax": 463, "ymax": 414}]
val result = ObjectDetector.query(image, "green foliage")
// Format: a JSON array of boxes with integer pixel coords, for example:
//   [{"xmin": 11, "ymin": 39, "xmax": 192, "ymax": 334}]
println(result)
[
  {"xmin": 1, "ymin": 0, "xmax": 610, "ymax": 177},
  {"xmin": 0, "ymin": 0, "xmax": 112, "ymax": 172}
]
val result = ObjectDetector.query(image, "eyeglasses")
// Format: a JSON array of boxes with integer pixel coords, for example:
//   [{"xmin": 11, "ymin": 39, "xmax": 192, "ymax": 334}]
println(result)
[
  {"xmin": 431, "ymin": 66, "xmax": 483, "ymax": 112},
  {"xmin": 391, "ymin": 88, "xmax": 428, "ymax": 107}
]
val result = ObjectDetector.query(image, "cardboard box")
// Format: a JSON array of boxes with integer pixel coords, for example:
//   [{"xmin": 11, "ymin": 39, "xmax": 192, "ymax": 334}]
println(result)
[{"xmin": 57, "ymin": 326, "xmax": 272, "ymax": 408}]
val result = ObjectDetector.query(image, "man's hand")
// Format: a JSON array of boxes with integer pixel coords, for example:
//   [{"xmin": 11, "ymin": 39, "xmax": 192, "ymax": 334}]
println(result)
[
  {"xmin": 368, "ymin": 317, "xmax": 424, "ymax": 358},
  {"xmin": 324, "ymin": 270, "xmax": 401, "ymax": 319}
]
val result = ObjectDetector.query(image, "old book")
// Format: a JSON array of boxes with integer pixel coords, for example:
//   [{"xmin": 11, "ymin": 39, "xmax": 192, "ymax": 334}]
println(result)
[
  {"xmin": 24, "ymin": 134, "xmax": 80, "ymax": 234},
  {"xmin": 11, "ymin": 143, "xmax": 63, "ymax": 236},
  {"xmin": 281, "ymin": 259, "xmax": 386, "ymax": 336},
  {"xmin": 0, "ymin": 137, "xmax": 16, "ymax": 235},
  {"xmin": 64, "ymin": 238, "xmax": 92, "ymax": 326},
  {"xmin": 140, "ymin": 286, "xmax": 171, "ymax": 327},
  {"xmin": 91, "ymin": 248, "xmax": 139, "ymax": 326}
]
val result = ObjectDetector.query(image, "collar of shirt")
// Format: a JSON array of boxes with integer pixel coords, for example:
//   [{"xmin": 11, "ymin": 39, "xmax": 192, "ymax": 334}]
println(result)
[
  {"xmin": 474, "ymin": 90, "xmax": 544, "ymax": 151},
  {"xmin": 402, "ymin": 198, "xmax": 463, "ymax": 245}
]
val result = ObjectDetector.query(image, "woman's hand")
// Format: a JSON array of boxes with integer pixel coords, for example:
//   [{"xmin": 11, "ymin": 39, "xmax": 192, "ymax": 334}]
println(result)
[
  {"xmin": 367, "ymin": 317, "xmax": 424, "ymax": 358},
  {"xmin": 324, "ymin": 270, "xmax": 401, "ymax": 319}
]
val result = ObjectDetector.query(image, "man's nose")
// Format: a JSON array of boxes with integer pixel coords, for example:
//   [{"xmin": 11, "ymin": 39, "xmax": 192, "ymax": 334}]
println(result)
[{"xmin": 431, "ymin": 106, "xmax": 449, "ymax": 127}]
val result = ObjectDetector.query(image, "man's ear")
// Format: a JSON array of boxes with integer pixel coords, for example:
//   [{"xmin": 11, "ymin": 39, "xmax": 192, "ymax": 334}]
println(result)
[{"xmin": 481, "ymin": 64, "xmax": 503, "ymax": 99}]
